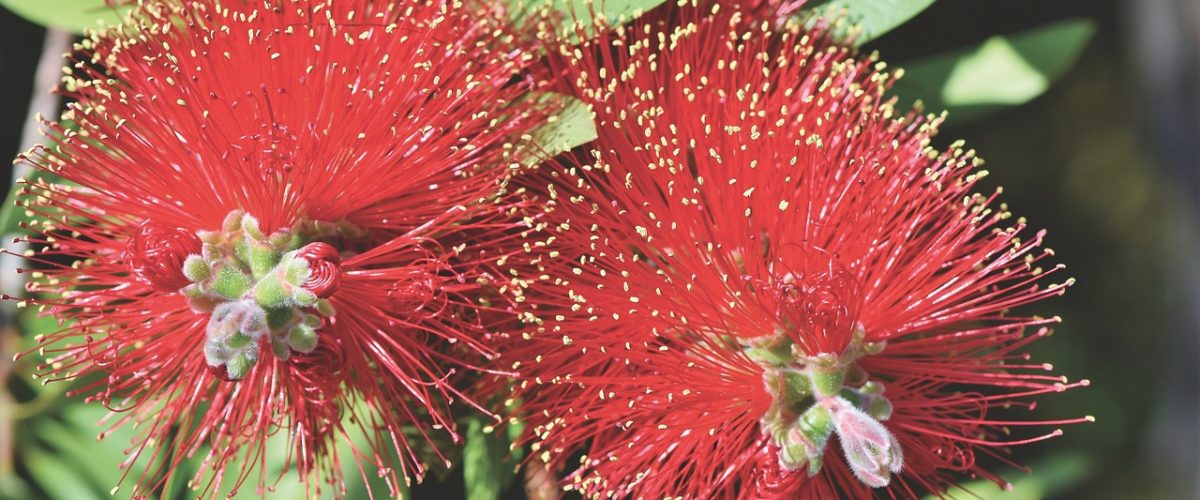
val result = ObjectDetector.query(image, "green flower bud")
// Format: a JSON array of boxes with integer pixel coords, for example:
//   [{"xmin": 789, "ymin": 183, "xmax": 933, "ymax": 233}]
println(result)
[
  {"xmin": 284, "ymin": 253, "xmax": 310, "ymax": 286},
  {"xmin": 247, "ymin": 243, "xmax": 280, "ymax": 279},
  {"xmin": 225, "ymin": 349, "xmax": 257, "ymax": 380},
  {"xmin": 270, "ymin": 335, "xmax": 291, "ymax": 360},
  {"xmin": 777, "ymin": 403, "xmax": 833, "ymax": 474},
  {"xmin": 211, "ymin": 265, "xmax": 251, "ymax": 299},
  {"xmin": 221, "ymin": 210, "xmax": 245, "ymax": 233},
  {"xmin": 288, "ymin": 324, "xmax": 319, "ymax": 353},
  {"xmin": 183, "ymin": 255, "xmax": 210, "ymax": 282},
  {"xmin": 315, "ymin": 299, "xmax": 336, "ymax": 317},
  {"xmin": 809, "ymin": 366, "xmax": 845, "ymax": 397},
  {"xmin": 266, "ymin": 308, "xmax": 294, "ymax": 329},
  {"xmin": 239, "ymin": 213, "xmax": 264, "ymax": 240},
  {"xmin": 292, "ymin": 288, "xmax": 318, "ymax": 307},
  {"xmin": 869, "ymin": 396, "xmax": 893, "ymax": 421},
  {"xmin": 253, "ymin": 272, "xmax": 291, "ymax": 309},
  {"xmin": 225, "ymin": 332, "xmax": 253, "ymax": 349},
  {"xmin": 745, "ymin": 335, "xmax": 794, "ymax": 366},
  {"xmin": 766, "ymin": 368, "xmax": 813, "ymax": 415}
]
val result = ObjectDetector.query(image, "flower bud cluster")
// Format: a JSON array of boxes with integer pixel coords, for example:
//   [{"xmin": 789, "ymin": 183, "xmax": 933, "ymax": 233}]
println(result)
[
  {"xmin": 753, "ymin": 327, "xmax": 902, "ymax": 487},
  {"xmin": 180, "ymin": 211, "xmax": 342, "ymax": 380}
]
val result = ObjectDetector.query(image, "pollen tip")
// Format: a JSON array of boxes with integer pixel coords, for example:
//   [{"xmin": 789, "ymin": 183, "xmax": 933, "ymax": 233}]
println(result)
[{"xmin": 1085, "ymin": 415, "xmax": 1096, "ymax": 422}]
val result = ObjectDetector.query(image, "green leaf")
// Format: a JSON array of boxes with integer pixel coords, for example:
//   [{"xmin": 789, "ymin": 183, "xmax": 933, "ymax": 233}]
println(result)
[
  {"xmin": 341, "ymin": 421, "xmax": 412, "ymax": 500},
  {"xmin": 530, "ymin": 93, "xmax": 597, "ymax": 161},
  {"xmin": 893, "ymin": 18, "xmax": 1096, "ymax": 124},
  {"xmin": 16, "ymin": 306, "xmax": 70, "ymax": 357},
  {"xmin": 0, "ymin": 0, "xmax": 130, "ymax": 34},
  {"xmin": 462, "ymin": 417, "xmax": 513, "ymax": 500},
  {"xmin": 922, "ymin": 453, "xmax": 1093, "ymax": 500},
  {"xmin": 37, "ymin": 413, "xmax": 125, "ymax": 495},
  {"xmin": 0, "ymin": 474, "xmax": 35, "ymax": 500},
  {"xmin": 0, "ymin": 170, "xmax": 52, "ymax": 236},
  {"xmin": 506, "ymin": 418, "xmax": 527, "ymax": 463},
  {"xmin": 20, "ymin": 447, "xmax": 102, "ymax": 500},
  {"xmin": 16, "ymin": 404, "xmax": 147, "ymax": 498},
  {"xmin": 205, "ymin": 403, "xmax": 413, "ymax": 499},
  {"xmin": 804, "ymin": 0, "xmax": 936, "ymax": 46},
  {"xmin": 19, "ymin": 305, "xmax": 62, "ymax": 338},
  {"xmin": 509, "ymin": 0, "xmax": 668, "ymax": 42}
]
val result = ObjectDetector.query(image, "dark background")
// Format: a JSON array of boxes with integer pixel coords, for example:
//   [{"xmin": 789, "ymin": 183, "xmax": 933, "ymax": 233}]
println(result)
[{"xmin": 1, "ymin": 1, "xmax": 1196, "ymax": 498}]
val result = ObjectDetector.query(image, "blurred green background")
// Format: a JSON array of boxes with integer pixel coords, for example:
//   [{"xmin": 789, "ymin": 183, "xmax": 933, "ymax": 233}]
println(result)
[{"xmin": 0, "ymin": 1, "xmax": 1196, "ymax": 498}]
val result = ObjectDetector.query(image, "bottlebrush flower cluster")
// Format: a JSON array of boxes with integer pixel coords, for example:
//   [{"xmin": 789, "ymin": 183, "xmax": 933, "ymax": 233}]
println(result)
[
  {"xmin": 14, "ymin": 0, "xmax": 548, "ymax": 496},
  {"xmin": 9, "ymin": 0, "xmax": 1089, "ymax": 498},
  {"xmin": 506, "ymin": 4, "xmax": 1090, "ymax": 499}
]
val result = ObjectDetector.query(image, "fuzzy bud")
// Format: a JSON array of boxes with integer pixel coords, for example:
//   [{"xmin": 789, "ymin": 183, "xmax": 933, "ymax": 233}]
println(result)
[
  {"xmin": 203, "ymin": 301, "xmax": 269, "ymax": 380},
  {"xmin": 828, "ymin": 396, "xmax": 904, "ymax": 488}
]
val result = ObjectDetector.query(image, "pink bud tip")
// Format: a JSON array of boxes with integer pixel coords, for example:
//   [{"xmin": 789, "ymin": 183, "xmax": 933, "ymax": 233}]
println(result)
[{"xmin": 828, "ymin": 397, "xmax": 904, "ymax": 488}]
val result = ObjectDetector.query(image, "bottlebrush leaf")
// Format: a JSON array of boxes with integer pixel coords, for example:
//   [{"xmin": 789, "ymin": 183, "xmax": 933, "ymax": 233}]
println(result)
[
  {"xmin": 923, "ymin": 453, "xmax": 1092, "ymax": 500},
  {"xmin": 0, "ymin": 0, "xmax": 130, "ymax": 34},
  {"xmin": 0, "ymin": 474, "xmax": 35, "ymax": 500},
  {"xmin": 210, "ymin": 404, "xmax": 412, "ymax": 498},
  {"xmin": 530, "ymin": 93, "xmax": 598, "ymax": 160},
  {"xmin": 506, "ymin": 417, "xmax": 527, "ymax": 463},
  {"xmin": 20, "ymin": 447, "xmax": 99, "ymax": 500},
  {"xmin": 892, "ymin": 19, "xmax": 1096, "ymax": 124},
  {"xmin": 509, "ymin": 0, "xmax": 668, "ymax": 42},
  {"xmin": 463, "ymin": 417, "xmax": 515, "ymax": 500},
  {"xmin": 340, "ymin": 424, "xmax": 412, "ymax": 500},
  {"xmin": 0, "ymin": 170, "xmax": 58, "ymax": 236},
  {"xmin": 19, "ymin": 404, "xmax": 146, "ymax": 499},
  {"xmin": 18, "ymin": 308, "xmax": 65, "ymax": 348},
  {"xmin": 803, "ymin": 0, "xmax": 936, "ymax": 46}
]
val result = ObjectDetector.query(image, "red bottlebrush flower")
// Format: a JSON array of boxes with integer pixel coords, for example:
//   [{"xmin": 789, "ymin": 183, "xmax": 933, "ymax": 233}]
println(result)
[
  {"xmin": 14, "ymin": 0, "xmax": 548, "ymax": 496},
  {"xmin": 508, "ymin": 6, "xmax": 1091, "ymax": 498}
]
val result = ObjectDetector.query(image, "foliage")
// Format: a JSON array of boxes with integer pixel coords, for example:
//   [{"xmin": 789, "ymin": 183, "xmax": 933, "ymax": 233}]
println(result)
[
  {"xmin": 892, "ymin": 19, "xmax": 1096, "ymax": 124},
  {"xmin": 803, "ymin": 0, "xmax": 938, "ymax": 45},
  {"xmin": 508, "ymin": 0, "xmax": 668, "ymax": 42},
  {"xmin": 0, "ymin": 0, "xmax": 127, "ymax": 34}
]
